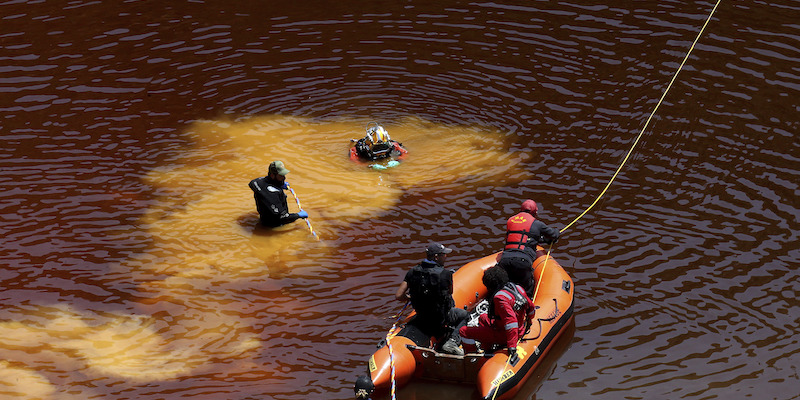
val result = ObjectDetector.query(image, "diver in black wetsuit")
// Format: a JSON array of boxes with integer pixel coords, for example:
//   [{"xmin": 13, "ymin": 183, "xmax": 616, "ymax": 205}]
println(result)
[{"xmin": 248, "ymin": 160, "xmax": 308, "ymax": 227}]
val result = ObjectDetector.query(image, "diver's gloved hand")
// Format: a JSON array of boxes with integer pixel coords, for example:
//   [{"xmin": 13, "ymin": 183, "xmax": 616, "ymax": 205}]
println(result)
[
  {"xmin": 508, "ymin": 347, "xmax": 519, "ymax": 366},
  {"xmin": 297, "ymin": 210, "xmax": 308, "ymax": 219},
  {"xmin": 282, "ymin": 181, "xmax": 290, "ymax": 190}
]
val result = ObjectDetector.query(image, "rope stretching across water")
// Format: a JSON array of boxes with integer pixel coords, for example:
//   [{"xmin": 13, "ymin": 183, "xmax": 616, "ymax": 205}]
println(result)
[
  {"xmin": 491, "ymin": 2, "xmax": 722, "ymax": 398},
  {"xmin": 559, "ymin": 0, "xmax": 722, "ymax": 234}
]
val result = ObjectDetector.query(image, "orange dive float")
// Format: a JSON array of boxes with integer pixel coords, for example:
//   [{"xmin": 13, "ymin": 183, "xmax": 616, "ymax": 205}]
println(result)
[{"xmin": 355, "ymin": 250, "xmax": 574, "ymax": 399}]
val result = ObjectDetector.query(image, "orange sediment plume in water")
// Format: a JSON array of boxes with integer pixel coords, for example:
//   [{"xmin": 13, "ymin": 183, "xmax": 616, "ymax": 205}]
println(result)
[{"xmin": 1, "ymin": 115, "xmax": 533, "ymax": 388}]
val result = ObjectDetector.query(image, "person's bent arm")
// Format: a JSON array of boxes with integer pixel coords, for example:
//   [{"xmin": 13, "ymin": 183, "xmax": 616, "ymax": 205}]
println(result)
[
  {"xmin": 278, "ymin": 212, "xmax": 302, "ymax": 225},
  {"xmin": 395, "ymin": 281, "xmax": 410, "ymax": 302},
  {"xmin": 495, "ymin": 296, "xmax": 521, "ymax": 349},
  {"xmin": 536, "ymin": 221, "xmax": 560, "ymax": 244}
]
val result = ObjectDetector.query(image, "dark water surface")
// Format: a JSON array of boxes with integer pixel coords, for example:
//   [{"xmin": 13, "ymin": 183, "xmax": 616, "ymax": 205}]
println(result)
[{"xmin": 1, "ymin": 1, "xmax": 798, "ymax": 399}]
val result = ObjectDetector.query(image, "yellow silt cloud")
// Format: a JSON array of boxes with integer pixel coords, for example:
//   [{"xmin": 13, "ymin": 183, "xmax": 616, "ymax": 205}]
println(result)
[{"xmin": 2, "ymin": 115, "xmax": 531, "ymax": 386}]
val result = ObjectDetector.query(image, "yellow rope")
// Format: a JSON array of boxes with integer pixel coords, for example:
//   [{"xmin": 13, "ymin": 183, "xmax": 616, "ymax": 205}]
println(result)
[
  {"xmin": 560, "ymin": 0, "xmax": 722, "ymax": 234},
  {"xmin": 489, "ymin": 247, "xmax": 553, "ymax": 400},
  {"xmin": 531, "ymin": 246, "xmax": 553, "ymax": 304},
  {"xmin": 490, "ymin": 3, "xmax": 723, "ymax": 398}
]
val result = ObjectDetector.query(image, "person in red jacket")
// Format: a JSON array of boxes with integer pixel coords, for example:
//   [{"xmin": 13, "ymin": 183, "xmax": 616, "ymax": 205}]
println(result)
[
  {"xmin": 499, "ymin": 199, "xmax": 560, "ymax": 297},
  {"xmin": 458, "ymin": 266, "xmax": 535, "ymax": 363}
]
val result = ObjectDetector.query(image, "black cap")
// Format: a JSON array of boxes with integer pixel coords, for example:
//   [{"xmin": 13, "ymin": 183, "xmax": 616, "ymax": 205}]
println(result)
[{"xmin": 426, "ymin": 242, "xmax": 453, "ymax": 255}]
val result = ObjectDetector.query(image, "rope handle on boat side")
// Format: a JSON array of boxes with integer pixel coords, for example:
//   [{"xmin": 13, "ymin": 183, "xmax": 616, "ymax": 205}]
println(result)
[{"xmin": 559, "ymin": 0, "xmax": 722, "ymax": 235}]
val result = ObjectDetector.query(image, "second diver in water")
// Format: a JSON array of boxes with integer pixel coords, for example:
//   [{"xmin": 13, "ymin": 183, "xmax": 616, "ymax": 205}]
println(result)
[{"xmin": 350, "ymin": 122, "xmax": 408, "ymax": 165}]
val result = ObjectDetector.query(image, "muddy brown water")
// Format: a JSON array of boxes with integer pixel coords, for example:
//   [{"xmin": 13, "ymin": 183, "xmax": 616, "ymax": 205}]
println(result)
[{"xmin": 1, "ymin": 1, "xmax": 798, "ymax": 399}]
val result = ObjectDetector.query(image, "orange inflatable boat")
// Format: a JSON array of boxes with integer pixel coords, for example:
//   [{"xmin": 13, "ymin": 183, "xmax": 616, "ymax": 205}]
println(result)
[{"xmin": 354, "ymin": 250, "xmax": 574, "ymax": 399}]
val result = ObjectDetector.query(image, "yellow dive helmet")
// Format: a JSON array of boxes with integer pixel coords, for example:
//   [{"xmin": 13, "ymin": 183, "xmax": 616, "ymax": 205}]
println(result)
[{"xmin": 365, "ymin": 122, "xmax": 390, "ymax": 145}]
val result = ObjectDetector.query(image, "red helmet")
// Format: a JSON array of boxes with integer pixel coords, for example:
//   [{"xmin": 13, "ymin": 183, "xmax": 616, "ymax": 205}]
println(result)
[{"xmin": 521, "ymin": 199, "xmax": 538, "ymax": 214}]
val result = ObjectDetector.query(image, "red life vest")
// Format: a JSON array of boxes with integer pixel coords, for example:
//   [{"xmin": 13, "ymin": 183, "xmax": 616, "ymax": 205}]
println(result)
[{"xmin": 504, "ymin": 212, "xmax": 536, "ymax": 251}]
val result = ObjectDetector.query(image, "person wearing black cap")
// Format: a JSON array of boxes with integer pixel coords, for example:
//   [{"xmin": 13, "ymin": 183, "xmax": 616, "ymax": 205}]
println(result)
[
  {"xmin": 498, "ymin": 199, "xmax": 560, "ymax": 297},
  {"xmin": 248, "ymin": 160, "xmax": 308, "ymax": 227},
  {"xmin": 395, "ymin": 242, "xmax": 469, "ymax": 355}
]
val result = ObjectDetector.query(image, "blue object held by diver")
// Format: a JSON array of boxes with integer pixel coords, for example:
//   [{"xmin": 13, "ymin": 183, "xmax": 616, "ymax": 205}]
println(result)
[{"xmin": 369, "ymin": 160, "xmax": 400, "ymax": 170}]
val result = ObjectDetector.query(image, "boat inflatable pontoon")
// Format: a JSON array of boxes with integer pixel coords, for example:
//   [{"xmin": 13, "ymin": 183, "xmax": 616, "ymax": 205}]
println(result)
[{"xmin": 355, "ymin": 250, "xmax": 574, "ymax": 400}]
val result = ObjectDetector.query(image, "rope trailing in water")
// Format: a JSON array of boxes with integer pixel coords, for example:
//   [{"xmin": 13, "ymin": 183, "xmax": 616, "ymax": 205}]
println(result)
[
  {"xmin": 560, "ymin": 0, "xmax": 722, "ymax": 234},
  {"xmin": 386, "ymin": 301, "xmax": 409, "ymax": 400},
  {"xmin": 288, "ymin": 187, "xmax": 319, "ymax": 241},
  {"xmin": 492, "ymin": 8, "xmax": 722, "ymax": 394},
  {"xmin": 490, "ymin": 0, "xmax": 721, "ymax": 388},
  {"xmin": 492, "ymin": 3, "xmax": 722, "ymax": 397}
]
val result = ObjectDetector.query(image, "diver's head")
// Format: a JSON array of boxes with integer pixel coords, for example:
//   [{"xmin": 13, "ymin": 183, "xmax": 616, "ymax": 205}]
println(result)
[
  {"xmin": 365, "ymin": 122, "xmax": 390, "ymax": 145},
  {"xmin": 268, "ymin": 160, "xmax": 289, "ymax": 184}
]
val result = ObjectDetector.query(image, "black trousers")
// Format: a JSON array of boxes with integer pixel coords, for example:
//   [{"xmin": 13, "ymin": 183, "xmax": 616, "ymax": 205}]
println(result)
[
  {"xmin": 498, "ymin": 253, "xmax": 535, "ymax": 298},
  {"xmin": 410, "ymin": 307, "xmax": 469, "ymax": 343}
]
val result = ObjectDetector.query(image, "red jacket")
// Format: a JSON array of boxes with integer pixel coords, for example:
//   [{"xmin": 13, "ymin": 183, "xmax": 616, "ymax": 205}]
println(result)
[{"xmin": 490, "ymin": 283, "xmax": 535, "ymax": 349}]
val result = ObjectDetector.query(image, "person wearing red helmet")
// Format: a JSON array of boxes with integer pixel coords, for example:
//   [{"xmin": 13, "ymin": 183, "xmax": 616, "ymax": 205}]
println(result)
[{"xmin": 498, "ymin": 199, "xmax": 560, "ymax": 297}]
